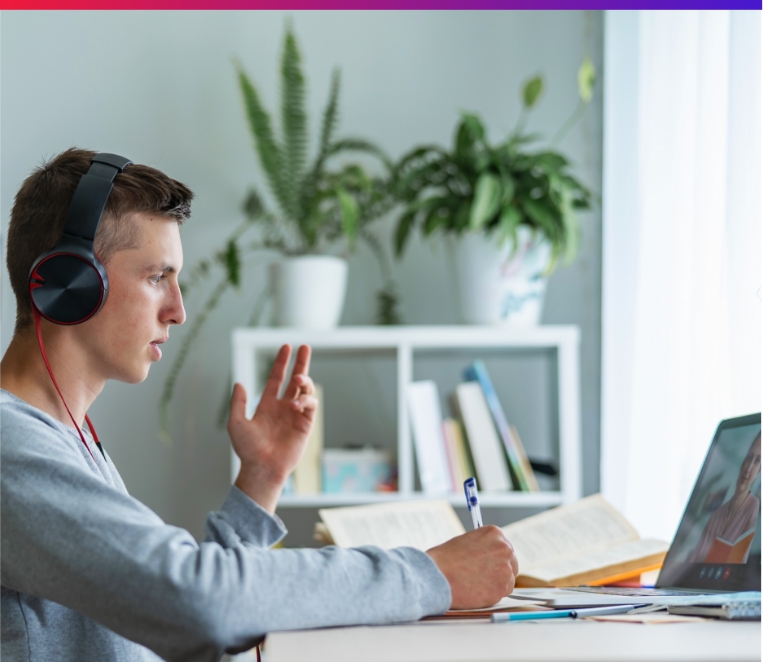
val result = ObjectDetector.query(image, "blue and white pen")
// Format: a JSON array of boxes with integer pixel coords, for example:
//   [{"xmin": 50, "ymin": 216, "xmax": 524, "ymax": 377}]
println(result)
[{"xmin": 464, "ymin": 477, "xmax": 483, "ymax": 529}]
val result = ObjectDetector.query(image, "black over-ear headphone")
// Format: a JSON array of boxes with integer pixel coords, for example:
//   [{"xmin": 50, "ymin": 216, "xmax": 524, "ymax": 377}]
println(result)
[{"xmin": 28, "ymin": 153, "xmax": 133, "ymax": 325}]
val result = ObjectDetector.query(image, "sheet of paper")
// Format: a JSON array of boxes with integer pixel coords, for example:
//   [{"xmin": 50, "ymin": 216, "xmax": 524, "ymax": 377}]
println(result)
[
  {"xmin": 502, "ymin": 494, "xmax": 641, "ymax": 571},
  {"xmin": 583, "ymin": 613, "xmax": 706, "ymax": 624},
  {"xmin": 319, "ymin": 500, "xmax": 466, "ymax": 550},
  {"xmin": 524, "ymin": 538, "xmax": 668, "ymax": 584},
  {"xmin": 448, "ymin": 596, "xmax": 547, "ymax": 613}
]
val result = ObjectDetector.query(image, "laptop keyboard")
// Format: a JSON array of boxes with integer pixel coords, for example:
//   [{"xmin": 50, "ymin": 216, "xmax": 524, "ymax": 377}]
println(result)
[{"xmin": 567, "ymin": 587, "xmax": 707, "ymax": 597}]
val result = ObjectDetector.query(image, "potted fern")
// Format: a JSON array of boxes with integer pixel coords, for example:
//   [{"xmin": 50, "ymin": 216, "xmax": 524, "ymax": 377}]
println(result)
[
  {"xmin": 236, "ymin": 22, "xmax": 397, "ymax": 328},
  {"xmin": 160, "ymin": 22, "xmax": 398, "ymax": 434},
  {"xmin": 393, "ymin": 60, "xmax": 596, "ymax": 325}
]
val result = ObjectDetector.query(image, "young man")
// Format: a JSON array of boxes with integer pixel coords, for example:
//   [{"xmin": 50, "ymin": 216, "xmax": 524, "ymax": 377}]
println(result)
[{"xmin": 1, "ymin": 149, "xmax": 519, "ymax": 661}]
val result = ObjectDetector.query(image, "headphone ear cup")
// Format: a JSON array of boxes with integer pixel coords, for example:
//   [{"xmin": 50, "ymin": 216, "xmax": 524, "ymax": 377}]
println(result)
[{"xmin": 29, "ymin": 250, "xmax": 109, "ymax": 325}]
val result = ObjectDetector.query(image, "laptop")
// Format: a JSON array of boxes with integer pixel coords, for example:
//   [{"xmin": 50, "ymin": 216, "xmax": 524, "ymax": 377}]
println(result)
[
  {"xmin": 568, "ymin": 413, "xmax": 761, "ymax": 598},
  {"xmin": 512, "ymin": 413, "xmax": 761, "ymax": 607}
]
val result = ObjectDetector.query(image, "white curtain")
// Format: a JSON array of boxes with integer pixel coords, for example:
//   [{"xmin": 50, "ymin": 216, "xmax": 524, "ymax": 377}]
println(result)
[{"xmin": 601, "ymin": 11, "xmax": 761, "ymax": 542}]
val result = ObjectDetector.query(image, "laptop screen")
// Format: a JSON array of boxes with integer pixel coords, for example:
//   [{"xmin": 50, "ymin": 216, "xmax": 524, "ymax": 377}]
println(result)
[{"xmin": 657, "ymin": 413, "xmax": 761, "ymax": 591}]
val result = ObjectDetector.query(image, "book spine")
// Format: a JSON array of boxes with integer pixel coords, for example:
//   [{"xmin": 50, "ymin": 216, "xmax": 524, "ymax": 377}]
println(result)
[
  {"xmin": 441, "ymin": 421, "xmax": 460, "ymax": 492},
  {"xmin": 465, "ymin": 361, "xmax": 530, "ymax": 492},
  {"xmin": 451, "ymin": 418, "xmax": 475, "ymax": 483},
  {"xmin": 726, "ymin": 603, "xmax": 762, "ymax": 619}
]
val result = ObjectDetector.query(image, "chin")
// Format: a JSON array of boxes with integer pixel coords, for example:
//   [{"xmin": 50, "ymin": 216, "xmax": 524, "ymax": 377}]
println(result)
[{"xmin": 116, "ymin": 365, "xmax": 152, "ymax": 384}]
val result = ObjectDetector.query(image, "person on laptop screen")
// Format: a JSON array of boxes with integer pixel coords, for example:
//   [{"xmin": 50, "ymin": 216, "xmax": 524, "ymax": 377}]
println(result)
[{"xmin": 688, "ymin": 432, "xmax": 761, "ymax": 563}]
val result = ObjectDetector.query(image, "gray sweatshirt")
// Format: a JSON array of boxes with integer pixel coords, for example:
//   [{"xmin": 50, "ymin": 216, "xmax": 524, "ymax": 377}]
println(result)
[{"xmin": 0, "ymin": 390, "xmax": 451, "ymax": 661}]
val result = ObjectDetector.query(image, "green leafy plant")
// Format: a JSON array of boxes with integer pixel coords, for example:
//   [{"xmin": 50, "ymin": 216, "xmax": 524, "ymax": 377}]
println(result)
[
  {"xmin": 393, "ymin": 59, "xmax": 597, "ymax": 271},
  {"xmin": 159, "ymin": 21, "xmax": 400, "ymax": 437}
]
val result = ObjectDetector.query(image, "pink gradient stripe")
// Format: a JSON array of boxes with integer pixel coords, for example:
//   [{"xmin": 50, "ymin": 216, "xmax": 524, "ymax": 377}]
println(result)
[{"xmin": 1, "ymin": 0, "xmax": 760, "ymax": 7}]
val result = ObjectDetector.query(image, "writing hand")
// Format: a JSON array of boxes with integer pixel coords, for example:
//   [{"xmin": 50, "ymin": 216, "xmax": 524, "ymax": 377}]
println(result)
[
  {"xmin": 228, "ymin": 344, "xmax": 317, "ymax": 513},
  {"xmin": 426, "ymin": 526, "xmax": 519, "ymax": 609}
]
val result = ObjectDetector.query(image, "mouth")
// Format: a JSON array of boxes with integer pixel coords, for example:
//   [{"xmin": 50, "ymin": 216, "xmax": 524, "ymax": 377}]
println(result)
[{"xmin": 150, "ymin": 337, "xmax": 168, "ymax": 359}]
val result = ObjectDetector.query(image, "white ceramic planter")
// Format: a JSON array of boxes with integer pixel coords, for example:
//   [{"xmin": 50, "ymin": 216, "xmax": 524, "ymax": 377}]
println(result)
[
  {"xmin": 452, "ymin": 227, "xmax": 551, "ymax": 326},
  {"xmin": 269, "ymin": 256, "xmax": 348, "ymax": 329}
]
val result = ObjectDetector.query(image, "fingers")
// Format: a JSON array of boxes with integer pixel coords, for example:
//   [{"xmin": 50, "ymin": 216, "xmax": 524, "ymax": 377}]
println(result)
[
  {"xmin": 508, "ymin": 545, "xmax": 519, "ymax": 577},
  {"xmin": 262, "ymin": 345, "xmax": 292, "ymax": 398},
  {"xmin": 291, "ymin": 394, "xmax": 318, "ymax": 415},
  {"xmin": 283, "ymin": 346, "xmax": 313, "ymax": 401},
  {"xmin": 292, "ymin": 345, "xmax": 312, "ymax": 376},
  {"xmin": 284, "ymin": 374, "xmax": 316, "ymax": 403},
  {"xmin": 227, "ymin": 383, "xmax": 248, "ymax": 427}
]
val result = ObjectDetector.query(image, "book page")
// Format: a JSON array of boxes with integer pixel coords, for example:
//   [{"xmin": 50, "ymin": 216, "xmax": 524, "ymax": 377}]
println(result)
[
  {"xmin": 521, "ymin": 538, "xmax": 669, "ymax": 584},
  {"xmin": 502, "ymin": 494, "xmax": 640, "ymax": 571},
  {"xmin": 319, "ymin": 500, "xmax": 466, "ymax": 550}
]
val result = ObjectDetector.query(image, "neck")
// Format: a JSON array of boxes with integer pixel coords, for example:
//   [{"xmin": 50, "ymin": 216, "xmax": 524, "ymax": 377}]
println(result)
[
  {"xmin": 730, "ymin": 488, "xmax": 749, "ymax": 511},
  {"xmin": 1, "ymin": 323, "xmax": 105, "ymax": 428}
]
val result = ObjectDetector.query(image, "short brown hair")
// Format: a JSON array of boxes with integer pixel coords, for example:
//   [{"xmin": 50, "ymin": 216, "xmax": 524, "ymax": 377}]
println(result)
[{"xmin": 7, "ymin": 148, "xmax": 194, "ymax": 332}]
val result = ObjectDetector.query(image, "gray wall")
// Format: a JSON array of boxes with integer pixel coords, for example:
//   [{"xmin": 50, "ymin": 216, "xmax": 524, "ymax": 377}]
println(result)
[{"xmin": 1, "ymin": 11, "xmax": 603, "ymax": 543}]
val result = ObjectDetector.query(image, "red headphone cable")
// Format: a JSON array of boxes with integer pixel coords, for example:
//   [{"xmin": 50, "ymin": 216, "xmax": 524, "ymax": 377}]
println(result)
[{"xmin": 32, "ymin": 308, "xmax": 104, "ymax": 462}]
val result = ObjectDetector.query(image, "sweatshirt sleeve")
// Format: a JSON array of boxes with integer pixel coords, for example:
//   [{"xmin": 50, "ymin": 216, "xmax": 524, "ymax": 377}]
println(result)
[
  {"xmin": 1, "ymin": 408, "xmax": 451, "ymax": 662},
  {"xmin": 204, "ymin": 486, "xmax": 288, "ymax": 549}
]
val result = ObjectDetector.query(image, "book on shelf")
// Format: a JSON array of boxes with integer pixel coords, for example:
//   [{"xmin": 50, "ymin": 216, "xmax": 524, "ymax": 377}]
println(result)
[
  {"xmin": 503, "ymin": 494, "xmax": 669, "ymax": 587},
  {"xmin": 407, "ymin": 381, "xmax": 452, "ymax": 495},
  {"xmin": 509, "ymin": 425, "xmax": 540, "ymax": 492},
  {"xmin": 313, "ymin": 494, "xmax": 668, "ymax": 588},
  {"xmin": 442, "ymin": 418, "xmax": 474, "ymax": 489},
  {"xmin": 292, "ymin": 384, "xmax": 324, "ymax": 494},
  {"xmin": 451, "ymin": 382, "xmax": 513, "ymax": 492},
  {"xmin": 464, "ymin": 360, "xmax": 538, "ymax": 492},
  {"xmin": 440, "ymin": 420, "xmax": 460, "ymax": 492},
  {"xmin": 704, "ymin": 528, "xmax": 756, "ymax": 564}
]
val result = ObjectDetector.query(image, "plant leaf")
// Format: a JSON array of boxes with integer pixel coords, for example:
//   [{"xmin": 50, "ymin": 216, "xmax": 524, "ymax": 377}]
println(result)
[
  {"xmin": 578, "ymin": 57, "xmax": 596, "ymax": 104},
  {"xmin": 469, "ymin": 172, "xmax": 502, "ymax": 230},
  {"xmin": 337, "ymin": 187, "xmax": 359, "ymax": 251},
  {"xmin": 327, "ymin": 138, "xmax": 393, "ymax": 169},
  {"xmin": 535, "ymin": 151, "xmax": 569, "ymax": 172},
  {"xmin": 395, "ymin": 208, "xmax": 416, "ymax": 257},
  {"xmin": 236, "ymin": 64, "xmax": 287, "ymax": 215},
  {"xmin": 521, "ymin": 198, "xmax": 563, "ymax": 263},
  {"xmin": 241, "ymin": 187, "xmax": 264, "ymax": 220},
  {"xmin": 497, "ymin": 204, "xmax": 522, "ymax": 251},
  {"xmin": 454, "ymin": 114, "xmax": 486, "ymax": 163},
  {"xmin": 319, "ymin": 68, "xmax": 341, "ymax": 158},
  {"xmin": 560, "ymin": 189, "xmax": 580, "ymax": 266},
  {"xmin": 522, "ymin": 75, "xmax": 544, "ymax": 108},
  {"xmin": 423, "ymin": 205, "xmax": 448, "ymax": 236},
  {"xmin": 281, "ymin": 22, "xmax": 309, "ymax": 221},
  {"xmin": 221, "ymin": 239, "xmax": 241, "ymax": 288},
  {"xmin": 500, "ymin": 172, "xmax": 516, "ymax": 206},
  {"xmin": 461, "ymin": 113, "xmax": 486, "ymax": 143}
]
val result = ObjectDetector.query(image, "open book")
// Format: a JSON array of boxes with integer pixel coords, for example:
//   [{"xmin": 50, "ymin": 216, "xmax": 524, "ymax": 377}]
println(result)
[
  {"xmin": 705, "ymin": 528, "xmax": 755, "ymax": 564},
  {"xmin": 502, "ymin": 494, "xmax": 669, "ymax": 587},
  {"xmin": 316, "ymin": 494, "xmax": 668, "ymax": 588},
  {"xmin": 317, "ymin": 500, "xmax": 465, "ymax": 550}
]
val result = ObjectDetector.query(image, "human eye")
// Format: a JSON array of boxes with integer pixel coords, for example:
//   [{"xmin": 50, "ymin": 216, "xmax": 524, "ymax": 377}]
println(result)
[{"xmin": 150, "ymin": 273, "xmax": 165, "ymax": 284}]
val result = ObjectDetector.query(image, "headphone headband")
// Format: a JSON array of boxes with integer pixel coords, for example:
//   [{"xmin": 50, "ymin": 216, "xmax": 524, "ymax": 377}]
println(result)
[{"xmin": 63, "ymin": 153, "xmax": 133, "ymax": 243}]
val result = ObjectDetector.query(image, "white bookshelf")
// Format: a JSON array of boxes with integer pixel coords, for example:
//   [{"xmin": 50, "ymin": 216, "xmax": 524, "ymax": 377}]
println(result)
[{"xmin": 231, "ymin": 325, "xmax": 582, "ymax": 509}]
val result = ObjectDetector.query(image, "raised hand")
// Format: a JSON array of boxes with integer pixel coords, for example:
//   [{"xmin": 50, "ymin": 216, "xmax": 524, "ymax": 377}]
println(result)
[{"xmin": 228, "ymin": 344, "xmax": 317, "ymax": 513}]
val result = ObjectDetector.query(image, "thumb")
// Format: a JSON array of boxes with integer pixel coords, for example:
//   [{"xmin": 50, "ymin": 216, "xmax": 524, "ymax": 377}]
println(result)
[{"xmin": 228, "ymin": 383, "xmax": 248, "ymax": 424}]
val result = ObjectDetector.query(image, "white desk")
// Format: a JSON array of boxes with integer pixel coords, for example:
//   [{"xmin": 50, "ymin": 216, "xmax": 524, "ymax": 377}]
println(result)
[{"xmin": 266, "ymin": 619, "xmax": 761, "ymax": 662}]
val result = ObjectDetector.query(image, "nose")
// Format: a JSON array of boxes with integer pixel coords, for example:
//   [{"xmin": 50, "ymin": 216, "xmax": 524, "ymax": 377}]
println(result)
[{"xmin": 164, "ymin": 280, "xmax": 186, "ymax": 326}]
